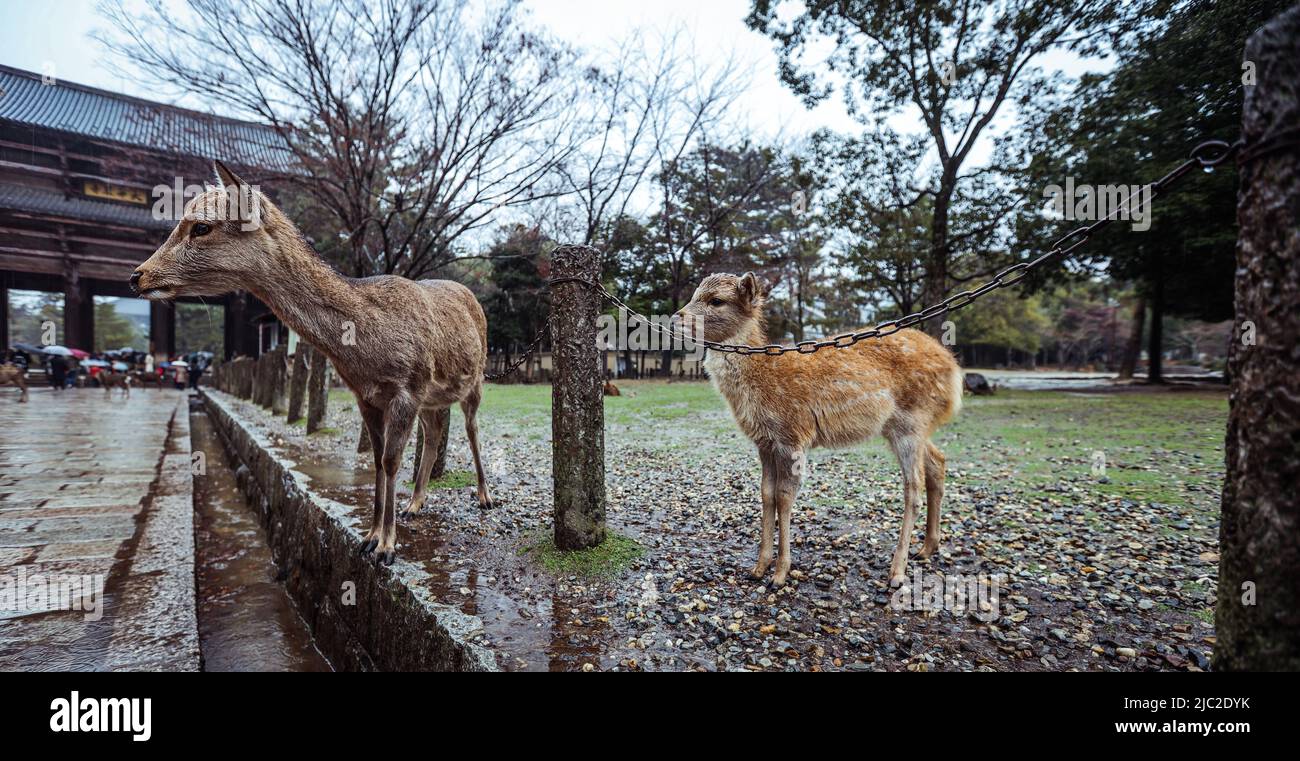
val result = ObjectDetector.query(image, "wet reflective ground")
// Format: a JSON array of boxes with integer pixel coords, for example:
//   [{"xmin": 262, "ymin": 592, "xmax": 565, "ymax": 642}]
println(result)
[
  {"xmin": 191, "ymin": 404, "xmax": 331, "ymax": 671},
  {"xmin": 215, "ymin": 380, "xmax": 1226, "ymax": 672},
  {"xmin": 0, "ymin": 387, "xmax": 196, "ymax": 670}
]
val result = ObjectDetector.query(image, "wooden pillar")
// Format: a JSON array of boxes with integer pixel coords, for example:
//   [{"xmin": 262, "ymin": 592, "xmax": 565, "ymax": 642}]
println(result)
[
  {"xmin": 550, "ymin": 244, "xmax": 606, "ymax": 550},
  {"xmin": 149, "ymin": 300, "xmax": 175, "ymax": 358},
  {"xmin": 62, "ymin": 264, "xmax": 93, "ymax": 350},
  {"xmin": 1216, "ymin": 4, "xmax": 1300, "ymax": 671},
  {"xmin": 1, "ymin": 282, "xmax": 9, "ymax": 349},
  {"xmin": 306, "ymin": 348, "xmax": 328, "ymax": 434},
  {"xmin": 287, "ymin": 344, "xmax": 309, "ymax": 423}
]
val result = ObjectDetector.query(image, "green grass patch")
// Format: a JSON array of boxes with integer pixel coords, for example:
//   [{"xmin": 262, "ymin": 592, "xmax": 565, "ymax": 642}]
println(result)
[
  {"xmin": 402, "ymin": 469, "xmax": 476, "ymax": 489},
  {"xmin": 519, "ymin": 532, "xmax": 644, "ymax": 578},
  {"xmin": 308, "ymin": 426, "xmax": 341, "ymax": 436}
]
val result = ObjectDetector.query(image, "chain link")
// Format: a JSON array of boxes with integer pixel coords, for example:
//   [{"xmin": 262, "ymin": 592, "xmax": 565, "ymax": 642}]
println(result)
[
  {"xmin": 550, "ymin": 139, "xmax": 1240, "ymax": 356},
  {"xmin": 483, "ymin": 318, "xmax": 551, "ymax": 380}
]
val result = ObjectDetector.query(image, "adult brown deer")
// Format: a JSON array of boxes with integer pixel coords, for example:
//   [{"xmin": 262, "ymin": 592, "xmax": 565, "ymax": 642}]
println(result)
[
  {"xmin": 0, "ymin": 363, "xmax": 28, "ymax": 402},
  {"xmin": 675, "ymin": 273, "xmax": 963, "ymax": 588},
  {"xmin": 131, "ymin": 162, "xmax": 494, "ymax": 565}
]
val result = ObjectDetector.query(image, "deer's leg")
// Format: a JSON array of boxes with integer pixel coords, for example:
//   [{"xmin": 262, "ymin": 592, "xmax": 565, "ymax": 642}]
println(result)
[
  {"xmin": 373, "ymin": 395, "xmax": 418, "ymax": 565},
  {"xmin": 887, "ymin": 434, "xmax": 925, "ymax": 587},
  {"xmin": 771, "ymin": 447, "xmax": 805, "ymax": 588},
  {"xmin": 749, "ymin": 446, "xmax": 777, "ymax": 580},
  {"xmin": 460, "ymin": 384, "xmax": 494, "ymax": 510},
  {"xmin": 358, "ymin": 404, "xmax": 386, "ymax": 556},
  {"xmin": 401, "ymin": 406, "xmax": 448, "ymax": 519},
  {"xmin": 916, "ymin": 441, "xmax": 946, "ymax": 560}
]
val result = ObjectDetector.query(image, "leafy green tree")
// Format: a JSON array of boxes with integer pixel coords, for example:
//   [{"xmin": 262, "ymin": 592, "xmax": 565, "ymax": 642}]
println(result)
[
  {"xmin": 1018, "ymin": 0, "xmax": 1290, "ymax": 380},
  {"xmin": 949, "ymin": 288, "xmax": 1050, "ymax": 365},
  {"xmin": 93, "ymin": 300, "xmax": 146, "ymax": 353},
  {"xmin": 176, "ymin": 303, "xmax": 225, "ymax": 355},
  {"xmin": 749, "ymin": 0, "xmax": 1133, "ymax": 336}
]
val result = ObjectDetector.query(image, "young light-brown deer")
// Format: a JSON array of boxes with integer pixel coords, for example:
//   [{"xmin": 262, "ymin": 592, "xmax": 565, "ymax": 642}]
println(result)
[
  {"xmin": 0, "ymin": 363, "xmax": 28, "ymax": 402},
  {"xmin": 131, "ymin": 162, "xmax": 494, "ymax": 565},
  {"xmin": 675, "ymin": 273, "xmax": 963, "ymax": 588}
]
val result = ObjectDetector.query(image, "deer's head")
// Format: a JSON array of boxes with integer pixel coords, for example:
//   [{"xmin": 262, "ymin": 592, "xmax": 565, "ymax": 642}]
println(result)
[
  {"xmin": 131, "ymin": 161, "xmax": 278, "ymax": 300},
  {"xmin": 675, "ymin": 272, "xmax": 767, "ymax": 344}
]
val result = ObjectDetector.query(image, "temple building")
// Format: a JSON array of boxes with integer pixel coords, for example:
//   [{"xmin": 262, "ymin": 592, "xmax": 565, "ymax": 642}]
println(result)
[{"xmin": 0, "ymin": 64, "xmax": 293, "ymax": 359}]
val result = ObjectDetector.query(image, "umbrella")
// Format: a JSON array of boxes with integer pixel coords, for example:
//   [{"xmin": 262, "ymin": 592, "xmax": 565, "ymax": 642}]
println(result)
[
  {"xmin": 111, "ymin": 361, "xmax": 129, "ymax": 372},
  {"xmin": 43, "ymin": 346, "xmax": 74, "ymax": 356},
  {"xmin": 11, "ymin": 342, "xmax": 45, "ymax": 354},
  {"xmin": 81, "ymin": 359, "xmax": 110, "ymax": 368},
  {"xmin": 172, "ymin": 360, "xmax": 190, "ymax": 368},
  {"xmin": 69, "ymin": 348, "xmax": 90, "ymax": 360}
]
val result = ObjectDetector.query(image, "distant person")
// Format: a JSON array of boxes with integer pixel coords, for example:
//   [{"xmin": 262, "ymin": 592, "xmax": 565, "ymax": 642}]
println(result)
[
  {"xmin": 174, "ymin": 363, "xmax": 188, "ymax": 389},
  {"xmin": 49, "ymin": 354, "xmax": 67, "ymax": 391}
]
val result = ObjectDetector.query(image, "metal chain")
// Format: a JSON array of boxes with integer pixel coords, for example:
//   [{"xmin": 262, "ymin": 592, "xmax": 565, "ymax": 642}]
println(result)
[
  {"xmin": 483, "ymin": 317, "xmax": 551, "ymax": 380},
  {"xmin": 551, "ymin": 139, "xmax": 1243, "ymax": 356}
]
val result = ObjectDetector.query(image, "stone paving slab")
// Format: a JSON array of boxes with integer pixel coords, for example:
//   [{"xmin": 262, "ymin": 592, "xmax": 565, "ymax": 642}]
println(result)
[{"xmin": 0, "ymin": 389, "xmax": 198, "ymax": 671}]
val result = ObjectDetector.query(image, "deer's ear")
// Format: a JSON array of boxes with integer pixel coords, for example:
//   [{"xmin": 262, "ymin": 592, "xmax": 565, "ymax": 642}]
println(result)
[
  {"xmin": 738, "ymin": 272, "xmax": 760, "ymax": 303},
  {"xmin": 213, "ymin": 160, "xmax": 247, "ymax": 189}
]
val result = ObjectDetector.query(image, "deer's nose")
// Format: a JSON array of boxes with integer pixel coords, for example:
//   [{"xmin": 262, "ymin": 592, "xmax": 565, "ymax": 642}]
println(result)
[{"xmin": 129, "ymin": 271, "xmax": 142, "ymax": 294}]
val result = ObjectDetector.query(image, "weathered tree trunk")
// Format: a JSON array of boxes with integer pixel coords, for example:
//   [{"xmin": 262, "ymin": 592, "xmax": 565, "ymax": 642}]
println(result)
[
  {"xmin": 1118, "ymin": 294, "xmax": 1146, "ymax": 380},
  {"xmin": 305, "ymin": 347, "xmax": 328, "ymax": 434},
  {"xmin": 550, "ymin": 244, "xmax": 607, "ymax": 550},
  {"xmin": 1147, "ymin": 259, "xmax": 1165, "ymax": 383},
  {"xmin": 287, "ymin": 344, "xmax": 309, "ymax": 423},
  {"xmin": 922, "ymin": 180, "xmax": 954, "ymax": 338},
  {"xmin": 1216, "ymin": 4, "xmax": 1300, "ymax": 671}
]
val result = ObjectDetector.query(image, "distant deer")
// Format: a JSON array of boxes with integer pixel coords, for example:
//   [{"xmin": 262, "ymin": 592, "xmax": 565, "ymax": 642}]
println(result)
[
  {"xmin": 98, "ymin": 371, "xmax": 132, "ymax": 398},
  {"xmin": 0, "ymin": 363, "xmax": 29, "ymax": 402},
  {"xmin": 675, "ymin": 273, "xmax": 963, "ymax": 588},
  {"xmin": 131, "ymin": 161, "xmax": 494, "ymax": 565}
]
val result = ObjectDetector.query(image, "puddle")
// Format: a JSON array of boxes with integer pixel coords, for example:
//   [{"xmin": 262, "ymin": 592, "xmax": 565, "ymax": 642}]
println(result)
[
  {"xmin": 191, "ymin": 403, "xmax": 331, "ymax": 671},
  {"xmin": 278, "ymin": 435, "xmax": 604, "ymax": 671}
]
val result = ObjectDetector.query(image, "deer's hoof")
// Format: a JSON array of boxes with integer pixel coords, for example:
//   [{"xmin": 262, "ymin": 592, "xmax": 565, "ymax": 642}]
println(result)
[
  {"xmin": 478, "ymin": 496, "xmax": 495, "ymax": 510},
  {"xmin": 359, "ymin": 537, "xmax": 378, "ymax": 555},
  {"xmin": 889, "ymin": 574, "xmax": 906, "ymax": 589},
  {"xmin": 399, "ymin": 505, "xmax": 422, "ymax": 520},
  {"xmin": 912, "ymin": 543, "xmax": 939, "ymax": 561},
  {"xmin": 376, "ymin": 550, "xmax": 396, "ymax": 566}
]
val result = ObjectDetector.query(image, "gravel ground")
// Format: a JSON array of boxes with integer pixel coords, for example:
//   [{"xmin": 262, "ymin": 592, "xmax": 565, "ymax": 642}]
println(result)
[{"xmin": 219, "ymin": 380, "xmax": 1226, "ymax": 672}]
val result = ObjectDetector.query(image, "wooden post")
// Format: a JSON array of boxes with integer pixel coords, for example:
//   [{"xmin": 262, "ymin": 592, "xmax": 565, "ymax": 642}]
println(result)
[
  {"xmin": 550, "ymin": 244, "xmax": 606, "ymax": 550},
  {"xmin": 287, "ymin": 345, "xmax": 309, "ymax": 423},
  {"xmin": 1216, "ymin": 4, "xmax": 1300, "ymax": 671},
  {"xmin": 271, "ymin": 346, "xmax": 288, "ymax": 415},
  {"xmin": 257, "ymin": 351, "xmax": 273, "ymax": 408},
  {"xmin": 356, "ymin": 415, "xmax": 372, "ymax": 453},
  {"xmin": 306, "ymin": 348, "xmax": 328, "ymax": 434},
  {"xmin": 412, "ymin": 410, "xmax": 450, "ymax": 485}
]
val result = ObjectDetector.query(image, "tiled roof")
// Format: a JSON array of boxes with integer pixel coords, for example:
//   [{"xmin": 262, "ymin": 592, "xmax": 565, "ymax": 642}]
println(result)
[
  {"xmin": 0, "ymin": 65, "xmax": 296, "ymax": 172},
  {"xmin": 0, "ymin": 183, "xmax": 172, "ymax": 230}
]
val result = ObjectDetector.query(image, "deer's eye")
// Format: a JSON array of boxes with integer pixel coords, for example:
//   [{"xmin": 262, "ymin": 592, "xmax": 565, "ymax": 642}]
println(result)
[
  {"xmin": 191, "ymin": 223, "xmax": 212, "ymax": 238},
  {"xmin": 708, "ymin": 298, "xmax": 725, "ymax": 307}
]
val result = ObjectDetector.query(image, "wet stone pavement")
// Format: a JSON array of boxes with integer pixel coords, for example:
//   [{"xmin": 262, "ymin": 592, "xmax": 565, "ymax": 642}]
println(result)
[{"xmin": 0, "ymin": 386, "xmax": 198, "ymax": 671}]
